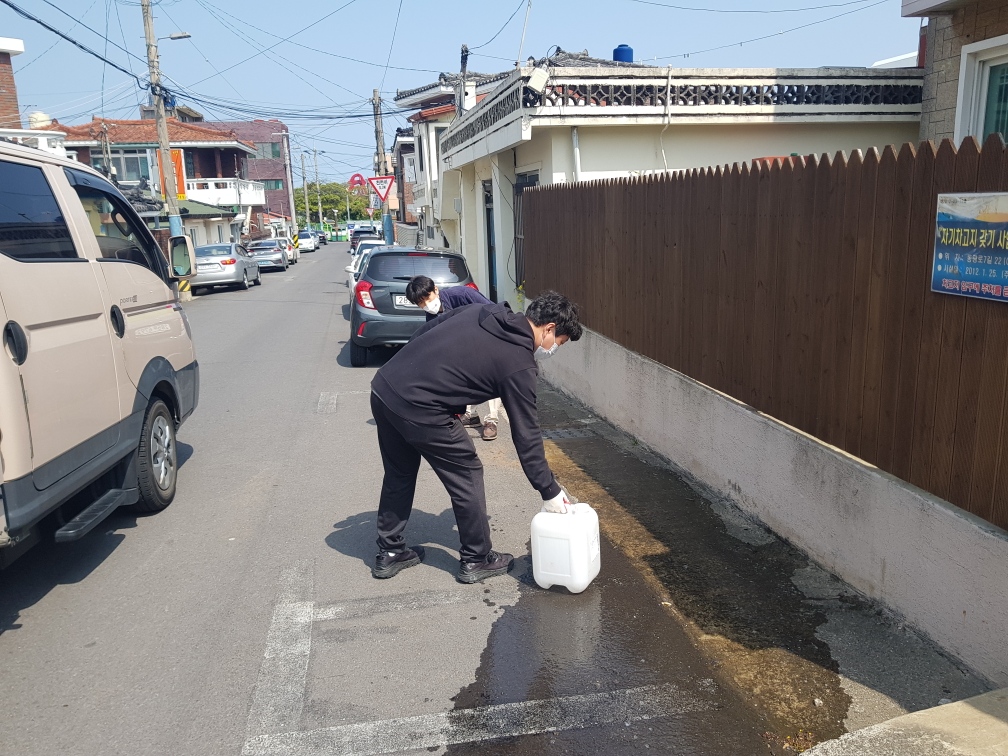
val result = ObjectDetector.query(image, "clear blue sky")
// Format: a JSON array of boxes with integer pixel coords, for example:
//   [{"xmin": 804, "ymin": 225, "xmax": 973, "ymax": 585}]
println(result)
[{"xmin": 3, "ymin": 0, "xmax": 922, "ymax": 181}]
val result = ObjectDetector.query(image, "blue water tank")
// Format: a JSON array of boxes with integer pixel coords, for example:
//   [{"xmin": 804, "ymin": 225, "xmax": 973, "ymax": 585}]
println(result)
[{"xmin": 613, "ymin": 44, "xmax": 633, "ymax": 63}]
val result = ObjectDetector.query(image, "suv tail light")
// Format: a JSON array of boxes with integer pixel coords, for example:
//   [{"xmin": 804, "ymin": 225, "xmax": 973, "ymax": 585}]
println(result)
[
  {"xmin": 466, "ymin": 282, "xmax": 479, "ymax": 291},
  {"xmin": 355, "ymin": 280, "xmax": 376, "ymax": 309},
  {"xmin": 221, "ymin": 258, "xmax": 237, "ymax": 265}
]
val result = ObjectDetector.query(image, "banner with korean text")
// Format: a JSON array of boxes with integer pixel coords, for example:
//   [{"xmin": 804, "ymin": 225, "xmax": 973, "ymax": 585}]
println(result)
[{"xmin": 932, "ymin": 193, "xmax": 1008, "ymax": 302}]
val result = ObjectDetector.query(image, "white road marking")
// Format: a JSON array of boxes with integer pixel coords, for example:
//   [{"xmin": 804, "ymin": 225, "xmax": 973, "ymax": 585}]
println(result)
[
  {"xmin": 312, "ymin": 587, "xmax": 512, "ymax": 623},
  {"xmin": 316, "ymin": 392, "xmax": 338, "ymax": 414},
  {"xmin": 241, "ymin": 683, "xmax": 709, "ymax": 756},
  {"xmin": 245, "ymin": 561, "xmax": 314, "ymax": 741}
]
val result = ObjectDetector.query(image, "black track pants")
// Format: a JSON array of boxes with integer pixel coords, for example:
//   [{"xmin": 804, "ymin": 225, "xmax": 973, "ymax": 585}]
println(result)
[{"xmin": 371, "ymin": 392, "xmax": 492, "ymax": 563}]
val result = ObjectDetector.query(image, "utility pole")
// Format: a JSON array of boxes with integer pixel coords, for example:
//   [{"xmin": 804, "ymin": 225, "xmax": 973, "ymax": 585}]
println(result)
[
  {"xmin": 141, "ymin": 0, "xmax": 182, "ymax": 240},
  {"xmin": 300, "ymin": 152, "xmax": 310, "ymax": 229},
  {"xmin": 313, "ymin": 148, "xmax": 323, "ymax": 226},
  {"xmin": 372, "ymin": 88, "xmax": 393, "ymax": 241},
  {"xmin": 273, "ymin": 129, "xmax": 297, "ymax": 236}
]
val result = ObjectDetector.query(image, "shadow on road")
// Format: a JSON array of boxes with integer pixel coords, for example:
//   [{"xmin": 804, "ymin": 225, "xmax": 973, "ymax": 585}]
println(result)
[
  {"xmin": 0, "ymin": 510, "xmax": 138, "ymax": 635},
  {"xmin": 326, "ymin": 506, "xmax": 469, "ymax": 578},
  {"xmin": 335, "ymin": 340, "xmax": 398, "ymax": 369}
]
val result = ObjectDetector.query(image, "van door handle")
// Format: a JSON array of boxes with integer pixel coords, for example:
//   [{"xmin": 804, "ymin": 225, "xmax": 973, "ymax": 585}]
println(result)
[
  {"xmin": 110, "ymin": 306, "xmax": 125, "ymax": 338},
  {"xmin": 3, "ymin": 321, "xmax": 28, "ymax": 366}
]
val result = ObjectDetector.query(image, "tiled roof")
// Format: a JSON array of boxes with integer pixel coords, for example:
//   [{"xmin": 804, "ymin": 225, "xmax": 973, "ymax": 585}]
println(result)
[
  {"xmin": 395, "ymin": 71, "xmax": 510, "ymax": 102},
  {"xmin": 531, "ymin": 48, "xmax": 658, "ymax": 69},
  {"xmin": 45, "ymin": 117, "xmax": 255, "ymax": 149}
]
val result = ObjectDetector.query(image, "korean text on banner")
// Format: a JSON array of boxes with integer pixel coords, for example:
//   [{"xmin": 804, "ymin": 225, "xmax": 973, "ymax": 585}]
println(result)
[{"xmin": 932, "ymin": 193, "xmax": 1008, "ymax": 303}]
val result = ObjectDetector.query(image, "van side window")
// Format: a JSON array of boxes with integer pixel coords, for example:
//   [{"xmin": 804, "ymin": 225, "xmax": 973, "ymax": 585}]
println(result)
[
  {"xmin": 0, "ymin": 160, "xmax": 79, "ymax": 261},
  {"xmin": 64, "ymin": 169, "xmax": 163, "ymax": 276}
]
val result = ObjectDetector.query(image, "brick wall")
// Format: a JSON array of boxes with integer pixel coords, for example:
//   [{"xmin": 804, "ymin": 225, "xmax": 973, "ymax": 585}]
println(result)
[
  {"xmin": 921, "ymin": 0, "xmax": 1008, "ymax": 142},
  {"xmin": 0, "ymin": 52, "xmax": 21, "ymax": 129}
]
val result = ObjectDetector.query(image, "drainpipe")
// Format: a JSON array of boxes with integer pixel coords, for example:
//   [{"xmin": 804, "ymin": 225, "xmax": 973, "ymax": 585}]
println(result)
[{"xmin": 571, "ymin": 126, "xmax": 582, "ymax": 183}]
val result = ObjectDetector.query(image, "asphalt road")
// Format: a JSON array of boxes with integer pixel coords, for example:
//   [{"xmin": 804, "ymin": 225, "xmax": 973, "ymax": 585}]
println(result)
[{"xmin": 0, "ymin": 243, "xmax": 770, "ymax": 755}]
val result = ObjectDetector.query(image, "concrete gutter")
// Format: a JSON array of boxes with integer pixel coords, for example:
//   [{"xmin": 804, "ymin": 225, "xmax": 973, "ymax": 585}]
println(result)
[
  {"xmin": 805, "ymin": 688, "xmax": 1008, "ymax": 755},
  {"xmin": 538, "ymin": 327, "xmax": 1008, "ymax": 685}
]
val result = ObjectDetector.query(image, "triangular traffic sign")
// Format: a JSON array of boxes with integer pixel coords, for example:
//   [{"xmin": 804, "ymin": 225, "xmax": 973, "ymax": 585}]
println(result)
[{"xmin": 368, "ymin": 175, "xmax": 395, "ymax": 203}]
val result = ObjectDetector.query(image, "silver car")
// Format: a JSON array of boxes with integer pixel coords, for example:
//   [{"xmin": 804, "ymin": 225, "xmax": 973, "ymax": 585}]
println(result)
[
  {"xmin": 248, "ymin": 238, "xmax": 290, "ymax": 271},
  {"xmin": 192, "ymin": 243, "xmax": 262, "ymax": 292}
]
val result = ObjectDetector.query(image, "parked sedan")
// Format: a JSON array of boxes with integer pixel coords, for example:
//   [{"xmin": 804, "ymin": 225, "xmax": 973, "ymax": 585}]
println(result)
[
  {"xmin": 247, "ymin": 238, "xmax": 290, "ymax": 271},
  {"xmin": 278, "ymin": 235, "xmax": 298, "ymax": 264},
  {"xmin": 192, "ymin": 243, "xmax": 262, "ymax": 292},
  {"xmin": 297, "ymin": 230, "xmax": 319, "ymax": 252},
  {"xmin": 345, "ymin": 239, "xmax": 386, "ymax": 291},
  {"xmin": 349, "ymin": 247, "xmax": 476, "ymax": 367}
]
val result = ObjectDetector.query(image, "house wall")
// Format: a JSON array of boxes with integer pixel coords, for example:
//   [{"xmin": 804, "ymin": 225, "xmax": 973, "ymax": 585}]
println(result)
[
  {"xmin": 921, "ymin": 0, "xmax": 1008, "ymax": 142},
  {"xmin": 0, "ymin": 51, "xmax": 20, "ymax": 129},
  {"xmin": 540, "ymin": 327, "xmax": 1008, "ymax": 686}
]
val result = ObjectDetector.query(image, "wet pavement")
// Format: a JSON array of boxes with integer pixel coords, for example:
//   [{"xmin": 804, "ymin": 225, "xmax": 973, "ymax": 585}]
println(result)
[
  {"xmin": 445, "ymin": 543, "xmax": 770, "ymax": 755},
  {"xmin": 529, "ymin": 384, "xmax": 989, "ymax": 753}
]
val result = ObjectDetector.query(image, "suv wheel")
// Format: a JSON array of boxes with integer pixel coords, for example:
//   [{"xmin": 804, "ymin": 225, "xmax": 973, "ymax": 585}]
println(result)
[
  {"xmin": 350, "ymin": 340, "xmax": 369, "ymax": 367},
  {"xmin": 135, "ymin": 399, "xmax": 177, "ymax": 512}
]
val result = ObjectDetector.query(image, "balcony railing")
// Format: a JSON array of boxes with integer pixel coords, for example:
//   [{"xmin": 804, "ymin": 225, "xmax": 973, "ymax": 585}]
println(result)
[
  {"xmin": 185, "ymin": 178, "xmax": 265, "ymax": 207},
  {"xmin": 441, "ymin": 66, "xmax": 924, "ymax": 160},
  {"xmin": 0, "ymin": 128, "xmax": 67, "ymax": 157}
]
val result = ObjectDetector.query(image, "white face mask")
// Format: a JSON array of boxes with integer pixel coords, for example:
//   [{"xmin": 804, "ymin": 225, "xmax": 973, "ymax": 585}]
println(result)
[
  {"xmin": 535, "ymin": 330, "xmax": 559, "ymax": 358},
  {"xmin": 422, "ymin": 297, "xmax": 442, "ymax": 315}
]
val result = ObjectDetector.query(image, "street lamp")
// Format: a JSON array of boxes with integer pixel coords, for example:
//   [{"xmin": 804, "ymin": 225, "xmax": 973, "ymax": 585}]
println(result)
[{"xmin": 158, "ymin": 32, "xmax": 191, "ymax": 41}]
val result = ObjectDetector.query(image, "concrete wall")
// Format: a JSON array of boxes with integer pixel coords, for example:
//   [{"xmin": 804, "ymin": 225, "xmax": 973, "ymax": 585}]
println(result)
[
  {"xmin": 541, "ymin": 327, "xmax": 1008, "ymax": 685},
  {"xmin": 921, "ymin": 1, "xmax": 1008, "ymax": 142}
]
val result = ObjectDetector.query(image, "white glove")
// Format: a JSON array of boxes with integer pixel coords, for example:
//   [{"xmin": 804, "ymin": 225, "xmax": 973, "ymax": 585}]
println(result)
[{"xmin": 542, "ymin": 490, "xmax": 572, "ymax": 514}]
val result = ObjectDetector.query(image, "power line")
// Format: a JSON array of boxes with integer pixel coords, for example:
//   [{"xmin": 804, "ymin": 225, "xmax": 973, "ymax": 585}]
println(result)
[
  {"xmin": 0, "ymin": 0, "xmax": 144, "ymax": 84},
  {"xmin": 186, "ymin": 0, "xmax": 363, "ymax": 87},
  {"xmin": 14, "ymin": 0, "xmax": 101, "ymax": 72},
  {"xmin": 38, "ymin": 0, "xmax": 149, "ymax": 68},
  {"xmin": 101, "ymin": 0, "xmax": 110, "ymax": 115},
  {"xmin": 112, "ymin": 0, "xmax": 143, "ymax": 110},
  {"xmin": 379, "ymin": 0, "xmax": 405, "ymax": 92},
  {"xmin": 653, "ymin": 0, "xmax": 887, "ymax": 60},
  {"xmin": 628, "ymin": 0, "xmax": 876, "ymax": 12},
  {"xmin": 471, "ymin": 0, "xmax": 526, "ymax": 50}
]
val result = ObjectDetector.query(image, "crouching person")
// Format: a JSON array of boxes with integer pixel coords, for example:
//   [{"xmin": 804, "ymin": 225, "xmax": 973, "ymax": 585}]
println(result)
[
  {"xmin": 404, "ymin": 275, "xmax": 502, "ymax": 440},
  {"xmin": 369, "ymin": 290, "xmax": 582, "ymax": 583}
]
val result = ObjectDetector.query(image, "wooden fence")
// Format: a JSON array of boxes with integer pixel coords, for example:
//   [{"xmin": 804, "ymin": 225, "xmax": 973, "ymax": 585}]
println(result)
[{"xmin": 524, "ymin": 135, "xmax": 1008, "ymax": 531}]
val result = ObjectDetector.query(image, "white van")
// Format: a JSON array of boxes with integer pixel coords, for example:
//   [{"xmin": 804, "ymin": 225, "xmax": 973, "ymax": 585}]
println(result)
[{"xmin": 0, "ymin": 141, "xmax": 199, "ymax": 563}]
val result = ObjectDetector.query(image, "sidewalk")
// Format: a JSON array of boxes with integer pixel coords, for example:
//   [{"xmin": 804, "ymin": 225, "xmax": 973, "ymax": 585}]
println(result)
[
  {"xmin": 536, "ymin": 384, "xmax": 992, "ymax": 752},
  {"xmin": 805, "ymin": 688, "xmax": 1008, "ymax": 755}
]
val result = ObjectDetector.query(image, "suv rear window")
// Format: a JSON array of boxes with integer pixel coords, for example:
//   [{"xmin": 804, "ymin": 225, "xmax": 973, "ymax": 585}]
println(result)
[
  {"xmin": 249, "ymin": 240, "xmax": 279, "ymax": 248},
  {"xmin": 365, "ymin": 253, "xmax": 469, "ymax": 283}
]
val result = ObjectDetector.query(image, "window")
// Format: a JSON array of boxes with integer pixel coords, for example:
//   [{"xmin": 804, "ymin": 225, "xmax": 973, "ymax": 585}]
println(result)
[
  {"xmin": 0, "ymin": 160, "xmax": 79, "ymax": 261},
  {"xmin": 262, "ymin": 179, "xmax": 284, "ymax": 190},
  {"xmin": 65, "ymin": 168, "xmax": 162, "ymax": 274},
  {"xmin": 254, "ymin": 142, "xmax": 282, "ymax": 159},
  {"xmin": 955, "ymin": 33, "xmax": 1008, "ymax": 143},
  {"xmin": 416, "ymin": 135, "xmax": 424, "ymax": 173},
  {"xmin": 90, "ymin": 149, "xmax": 152, "ymax": 185},
  {"xmin": 434, "ymin": 127, "xmax": 447, "ymax": 170},
  {"xmin": 184, "ymin": 150, "xmax": 196, "ymax": 182},
  {"xmin": 217, "ymin": 225, "xmax": 225, "ymax": 243},
  {"xmin": 366, "ymin": 253, "xmax": 469, "ymax": 283}
]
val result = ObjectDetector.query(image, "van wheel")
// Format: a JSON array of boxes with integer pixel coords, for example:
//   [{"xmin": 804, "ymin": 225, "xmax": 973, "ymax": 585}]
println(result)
[
  {"xmin": 135, "ymin": 399, "xmax": 177, "ymax": 513},
  {"xmin": 350, "ymin": 340, "xmax": 369, "ymax": 367}
]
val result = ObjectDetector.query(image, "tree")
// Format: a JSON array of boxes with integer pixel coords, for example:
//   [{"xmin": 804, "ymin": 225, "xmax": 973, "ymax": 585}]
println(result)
[{"xmin": 293, "ymin": 181, "xmax": 371, "ymax": 225}]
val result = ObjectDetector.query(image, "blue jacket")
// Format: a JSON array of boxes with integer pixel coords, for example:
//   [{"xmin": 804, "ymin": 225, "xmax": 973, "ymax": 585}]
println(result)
[{"xmin": 425, "ymin": 285, "xmax": 492, "ymax": 321}]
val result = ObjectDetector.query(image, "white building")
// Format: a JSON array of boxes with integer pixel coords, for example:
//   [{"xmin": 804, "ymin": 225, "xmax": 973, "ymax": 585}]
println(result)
[
  {"xmin": 394, "ymin": 72, "xmax": 509, "ymax": 248},
  {"xmin": 436, "ymin": 51, "xmax": 924, "ymax": 306}
]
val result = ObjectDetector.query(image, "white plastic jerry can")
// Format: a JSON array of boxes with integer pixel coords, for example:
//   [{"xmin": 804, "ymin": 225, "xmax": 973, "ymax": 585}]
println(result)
[{"xmin": 531, "ymin": 503, "xmax": 601, "ymax": 593}]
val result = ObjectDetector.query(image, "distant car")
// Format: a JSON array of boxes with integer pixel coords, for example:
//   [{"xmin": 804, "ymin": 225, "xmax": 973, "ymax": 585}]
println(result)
[
  {"xmin": 349, "ymin": 247, "xmax": 476, "ymax": 367},
  {"xmin": 317, "ymin": 229, "xmax": 328, "ymax": 245},
  {"xmin": 350, "ymin": 231, "xmax": 380, "ymax": 252},
  {"xmin": 344, "ymin": 239, "xmax": 385, "ymax": 291},
  {"xmin": 247, "ymin": 238, "xmax": 290, "ymax": 271},
  {"xmin": 277, "ymin": 235, "xmax": 298, "ymax": 264},
  {"xmin": 192, "ymin": 243, "xmax": 262, "ymax": 292},
  {"xmin": 297, "ymin": 230, "xmax": 319, "ymax": 252}
]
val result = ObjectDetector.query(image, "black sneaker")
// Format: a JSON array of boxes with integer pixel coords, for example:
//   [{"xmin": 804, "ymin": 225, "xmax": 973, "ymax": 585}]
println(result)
[
  {"xmin": 372, "ymin": 545, "xmax": 425, "ymax": 579},
  {"xmin": 457, "ymin": 550, "xmax": 514, "ymax": 584}
]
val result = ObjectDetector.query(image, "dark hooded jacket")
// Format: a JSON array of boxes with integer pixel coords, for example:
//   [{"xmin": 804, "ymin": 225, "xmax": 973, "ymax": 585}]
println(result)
[{"xmin": 371, "ymin": 302, "xmax": 561, "ymax": 500}]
